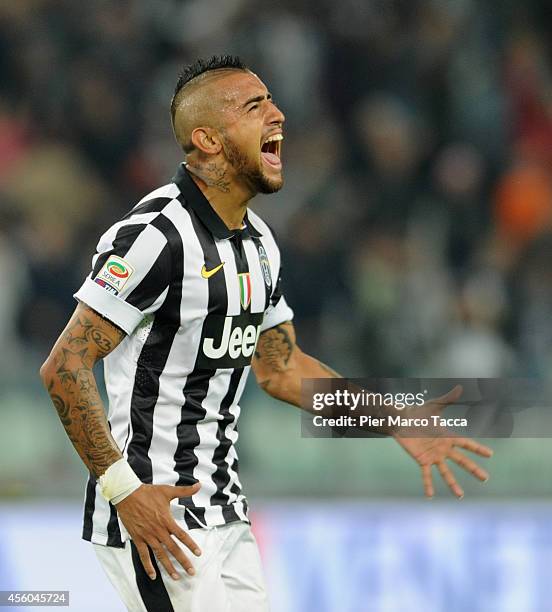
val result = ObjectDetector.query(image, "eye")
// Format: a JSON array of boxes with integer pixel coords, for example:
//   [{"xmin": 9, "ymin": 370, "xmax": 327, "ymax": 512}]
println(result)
[{"xmin": 248, "ymin": 104, "xmax": 259, "ymax": 112}]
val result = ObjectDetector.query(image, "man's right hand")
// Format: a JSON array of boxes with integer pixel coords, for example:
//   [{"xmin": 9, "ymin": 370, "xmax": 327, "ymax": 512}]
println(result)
[{"xmin": 115, "ymin": 482, "xmax": 202, "ymax": 581}]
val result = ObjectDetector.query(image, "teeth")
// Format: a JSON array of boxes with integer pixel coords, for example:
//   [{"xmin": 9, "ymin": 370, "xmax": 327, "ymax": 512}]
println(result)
[{"xmin": 265, "ymin": 134, "xmax": 283, "ymax": 143}]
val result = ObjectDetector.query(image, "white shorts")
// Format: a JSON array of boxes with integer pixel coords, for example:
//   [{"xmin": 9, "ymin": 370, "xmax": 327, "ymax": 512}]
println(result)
[{"xmin": 93, "ymin": 521, "xmax": 270, "ymax": 612}]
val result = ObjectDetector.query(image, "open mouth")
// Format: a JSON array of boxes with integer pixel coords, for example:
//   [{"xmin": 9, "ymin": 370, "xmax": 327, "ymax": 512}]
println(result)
[{"xmin": 261, "ymin": 133, "xmax": 283, "ymax": 169}]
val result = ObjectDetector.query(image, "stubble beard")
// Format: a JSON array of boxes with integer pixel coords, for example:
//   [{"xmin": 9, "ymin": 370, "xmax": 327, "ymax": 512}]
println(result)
[{"xmin": 222, "ymin": 136, "xmax": 283, "ymax": 195}]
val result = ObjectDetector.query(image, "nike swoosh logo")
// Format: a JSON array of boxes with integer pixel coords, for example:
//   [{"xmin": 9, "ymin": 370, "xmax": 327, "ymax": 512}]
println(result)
[{"xmin": 201, "ymin": 262, "xmax": 225, "ymax": 279}]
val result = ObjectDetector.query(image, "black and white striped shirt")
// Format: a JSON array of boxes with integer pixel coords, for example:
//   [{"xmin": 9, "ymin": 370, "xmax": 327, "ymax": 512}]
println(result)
[{"xmin": 75, "ymin": 164, "xmax": 293, "ymax": 547}]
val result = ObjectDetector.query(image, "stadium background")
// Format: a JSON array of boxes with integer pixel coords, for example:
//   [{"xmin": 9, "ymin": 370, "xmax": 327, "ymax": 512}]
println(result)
[{"xmin": 1, "ymin": 1, "xmax": 552, "ymax": 610}]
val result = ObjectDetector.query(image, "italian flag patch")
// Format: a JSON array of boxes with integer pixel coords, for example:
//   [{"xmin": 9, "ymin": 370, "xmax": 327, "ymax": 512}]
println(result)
[{"xmin": 238, "ymin": 272, "xmax": 252, "ymax": 310}]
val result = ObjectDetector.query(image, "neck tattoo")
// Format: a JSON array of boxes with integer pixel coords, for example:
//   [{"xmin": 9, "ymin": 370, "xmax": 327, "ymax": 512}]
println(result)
[{"xmin": 187, "ymin": 162, "xmax": 231, "ymax": 193}]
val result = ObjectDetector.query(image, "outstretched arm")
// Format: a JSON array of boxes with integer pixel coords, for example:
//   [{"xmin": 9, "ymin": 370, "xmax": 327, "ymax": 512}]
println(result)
[
  {"xmin": 251, "ymin": 320, "xmax": 493, "ymax": 498},
  {"xmin": 40, "ymin": 302, "xmax": 201, "ymax": 580},
  {"xmin": 251, "ymin": 321, "xmax": 340, "ymax": 405}
]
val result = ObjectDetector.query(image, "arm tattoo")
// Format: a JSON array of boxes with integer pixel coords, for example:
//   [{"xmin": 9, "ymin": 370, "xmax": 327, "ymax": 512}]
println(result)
[
  {"xmin": 254, "ymin": 323, "xmax": 294, "ymax": 374},
  {"xmin": 42, "ymin": 307, "xmax": 125, "ymax": 477},
  {"xmin": 253, "ymin": 321, "xmax": 342, "ymax": 402}
]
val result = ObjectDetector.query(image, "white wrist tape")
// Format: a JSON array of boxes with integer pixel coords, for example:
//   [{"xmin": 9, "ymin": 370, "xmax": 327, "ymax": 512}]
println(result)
[{"xmin": 98, "ymin": 458, "xmax": 142, "ymax": 504}]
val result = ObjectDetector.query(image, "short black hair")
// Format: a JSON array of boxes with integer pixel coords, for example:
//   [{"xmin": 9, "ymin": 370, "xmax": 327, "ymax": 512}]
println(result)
[{"xmin": 171, "ymin": 55, "xmax": 248, "ymax": 125}]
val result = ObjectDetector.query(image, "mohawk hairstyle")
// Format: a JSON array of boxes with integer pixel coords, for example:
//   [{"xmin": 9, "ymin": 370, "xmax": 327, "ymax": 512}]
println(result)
[{"xmin": 170, "ymin": 55, "xmax": 248, "ymax": 125}]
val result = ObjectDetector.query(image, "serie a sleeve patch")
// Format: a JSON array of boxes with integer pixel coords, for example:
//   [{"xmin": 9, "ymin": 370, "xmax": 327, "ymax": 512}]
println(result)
[{"xmin": 94, "ymin": 255, "xmax": 135, "ymax": 296}]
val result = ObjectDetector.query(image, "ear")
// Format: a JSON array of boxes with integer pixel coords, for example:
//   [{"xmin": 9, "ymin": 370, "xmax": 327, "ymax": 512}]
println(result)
[{"xmin": 190, "ymin": 127, "xmax": 222, "ymax": 155}]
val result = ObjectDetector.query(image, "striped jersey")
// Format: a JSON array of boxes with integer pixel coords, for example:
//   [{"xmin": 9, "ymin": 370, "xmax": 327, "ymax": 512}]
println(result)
[{"xmin": 74, "ymin": 164, "xmax": 293, "ymax": 547}]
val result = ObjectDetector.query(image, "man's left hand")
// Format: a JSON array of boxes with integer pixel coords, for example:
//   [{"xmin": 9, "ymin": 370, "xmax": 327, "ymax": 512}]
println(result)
[{"xmin": 393, "ymin": 385, "xmax": 493, "ymax": 498}]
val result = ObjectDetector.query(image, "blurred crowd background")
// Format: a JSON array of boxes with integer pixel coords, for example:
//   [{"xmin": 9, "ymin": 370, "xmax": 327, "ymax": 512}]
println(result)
[
  {"xmin": 2, "ymin": 0, "xmax": 552, "ymax": 500},
  {"xmin": 3, "ymin": 1, "xmax": 552, "ymax": 610}
]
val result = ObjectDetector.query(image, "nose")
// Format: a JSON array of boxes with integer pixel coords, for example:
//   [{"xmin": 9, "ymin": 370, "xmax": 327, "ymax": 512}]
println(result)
[{"xmin": 267, "ymin": 100, "xmax": 285, "ymax": 126}]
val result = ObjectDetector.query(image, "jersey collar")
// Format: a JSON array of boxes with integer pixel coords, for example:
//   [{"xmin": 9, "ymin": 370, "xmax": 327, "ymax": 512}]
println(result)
[{"xmin": 172, "ymin": 163, "xmax": 263, "ymax": 239}]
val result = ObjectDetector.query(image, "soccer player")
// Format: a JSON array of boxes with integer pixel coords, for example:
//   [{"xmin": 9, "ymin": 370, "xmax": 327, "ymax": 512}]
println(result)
[{"xmin": 40, "ymin": 56, "xmax": 492, "ymax": 611}]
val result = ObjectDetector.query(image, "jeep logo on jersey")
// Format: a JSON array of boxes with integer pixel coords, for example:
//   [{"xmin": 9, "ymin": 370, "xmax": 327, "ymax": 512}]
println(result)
[{"xmin": 198, "ymin": 311, "xmax": 265, "ymax": 368}]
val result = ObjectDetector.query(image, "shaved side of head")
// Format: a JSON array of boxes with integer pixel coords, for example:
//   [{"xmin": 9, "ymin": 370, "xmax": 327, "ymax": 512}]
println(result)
[
  {"xmin": 171, "ymin": 71, "xmax": 241, "ymax": 152},
  {"xmin": 170, "ymin": 56, "xmax": 248, "ymax": 153}
]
